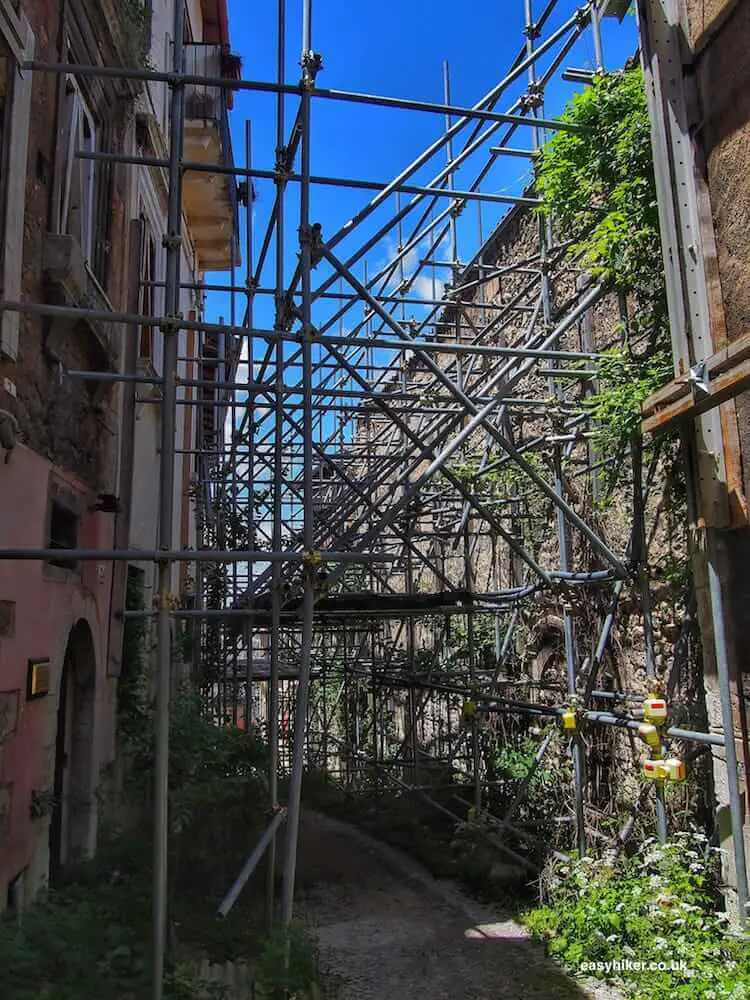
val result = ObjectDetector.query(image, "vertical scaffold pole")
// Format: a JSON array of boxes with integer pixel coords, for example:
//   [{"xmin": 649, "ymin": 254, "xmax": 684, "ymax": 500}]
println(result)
[
  {"xmin": 153, "ymin": 0, "xmax": 186, "ymax": 995},
  {"xmin": 245, "ymin": 118, "xmax": 256, "ymax": 736},
  {"xmin": 632, "ymin": 436, "xmax": 667, "ymax": 843},
  {"xmin": 526, "ymin": 0, "xmax": 586, "ymax": 856},
  {"xmin": 281, "ymin": 0, "xmax": 317, "ymax": 928},
  {"xmin": 267, "ymin": 0, "xmax": 286, "ymax": 930}
]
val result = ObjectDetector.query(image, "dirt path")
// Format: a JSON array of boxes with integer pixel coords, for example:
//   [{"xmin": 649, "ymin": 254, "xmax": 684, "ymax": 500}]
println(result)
[{"xmin": 295, "ymin": 811, "xmax": 620, "ymax": 1000}]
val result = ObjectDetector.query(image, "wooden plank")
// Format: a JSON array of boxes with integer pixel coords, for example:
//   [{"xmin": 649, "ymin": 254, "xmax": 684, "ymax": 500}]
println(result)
[
  {"xmin": 641, "ymin": 329, "xmax": 750, "ymax": 432},
  {"xmin": 642, "ymin": 355, "xmax": 750, "ymax": 434}
]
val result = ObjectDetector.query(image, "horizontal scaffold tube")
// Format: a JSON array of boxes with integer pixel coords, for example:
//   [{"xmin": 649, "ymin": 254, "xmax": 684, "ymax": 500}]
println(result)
[
  {"xmin": 0, "ymin": 548, "xmax": 388, "ymax": 563},
  {"xmin": 479, "ymin": 700, "xmax": 726, "ymax": 747}
]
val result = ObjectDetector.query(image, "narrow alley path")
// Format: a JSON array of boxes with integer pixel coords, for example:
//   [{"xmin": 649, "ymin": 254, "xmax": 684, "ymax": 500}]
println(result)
[{"xmin": 295, "ymin": 812, "xmax": 620, "ymax": 1000}]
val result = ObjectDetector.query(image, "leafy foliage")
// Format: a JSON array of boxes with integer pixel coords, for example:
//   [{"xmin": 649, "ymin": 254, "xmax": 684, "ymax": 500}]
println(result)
[
  {"xmin": 536, "ymin": 67, "xmax": 661, "ymax": 304},
  {"xmin": 448, "ymin": 612, "xmax": 498, "ymax": 666},
  {"xmin": 0, "ymin": 669, "xmax": 326, "ymax": 1000},
  {"xmin": 120, "ymin": 0, "xmax": 153, "ymax": 70},
  {"xmin": 0, "ymin": 863, "xmax": 218, "ymax": 1000},
  {"xmin": 524, "ymin": 833, "xmax": 750, "ymax": 998},
  {"xmin": 537, "ymin": 66, "xmax": 679, "ymax": 495},
  {"xmin": 445, "ymin": 451, "xmax": 551, "ymax": 551},
  {"xmin": 582, "ymin": 346, "xmax": 673, "ymax": 454}
]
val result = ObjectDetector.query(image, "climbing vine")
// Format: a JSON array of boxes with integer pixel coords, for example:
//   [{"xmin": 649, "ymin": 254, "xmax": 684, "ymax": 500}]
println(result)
[
  {"xmin": 537, "ymin": 67, "xmax": 675, "ymax": 480},
  {"xmin": 120, "ymin": 0, "xmax": 153, "ymax": 70}
]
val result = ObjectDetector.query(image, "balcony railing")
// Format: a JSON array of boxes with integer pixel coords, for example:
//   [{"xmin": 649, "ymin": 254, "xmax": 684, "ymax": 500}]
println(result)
[{"xmin": 184, "ymin": 44, "xmax": 233, "ymax": 134}]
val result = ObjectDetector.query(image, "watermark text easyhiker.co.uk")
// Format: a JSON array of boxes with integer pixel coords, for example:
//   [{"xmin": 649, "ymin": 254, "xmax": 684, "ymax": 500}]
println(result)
[{"xmin": 578, "ymin": 958, "xmax": 736, "ymax": 975}]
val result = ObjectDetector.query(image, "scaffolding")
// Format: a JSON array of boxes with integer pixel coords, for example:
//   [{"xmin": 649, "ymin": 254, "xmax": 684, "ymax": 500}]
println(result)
[{"xmin": 1, "ymin": 1, "xmax": 749, "ymax": 997}]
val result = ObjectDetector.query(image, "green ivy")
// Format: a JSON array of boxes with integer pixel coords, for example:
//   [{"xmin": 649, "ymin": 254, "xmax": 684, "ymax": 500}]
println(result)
[
  {"xmin": 583, "ymin": 346, "xmax": 673, "ymax": 455},
  {"xmin": 536, "ymin": 67, "xmax": 662, "ymax": 302},
  {"xmin": 120, "ymin": 0, "xmax": 153, "ymax": 70},
  {"xmin": 537, "ymin": 66, "xmax": 681, "ymax": 499}
]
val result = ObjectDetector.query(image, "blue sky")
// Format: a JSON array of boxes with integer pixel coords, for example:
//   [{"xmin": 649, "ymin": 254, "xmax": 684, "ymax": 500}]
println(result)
[
  {"xmin": 211, "ymin": 1, "xmax": 637, "ymax": 333},
  {"xmin": 209, "ymin": 1, "xmax": 638, "ymax": 529}
]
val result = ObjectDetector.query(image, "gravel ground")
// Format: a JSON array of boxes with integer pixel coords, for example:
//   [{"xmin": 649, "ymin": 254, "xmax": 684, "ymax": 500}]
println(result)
[{"xmin": 295, "ymin": 811, "xmax": 623, "ymax": 1000}]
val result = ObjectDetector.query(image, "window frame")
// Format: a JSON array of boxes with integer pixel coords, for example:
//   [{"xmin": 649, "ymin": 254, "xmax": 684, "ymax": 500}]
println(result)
[
  {"xmin": 56, "ymin": 74, "xmax": 98, "ymax": 265},
  {"xmin": 139, "ymin": 218, "xmax": 157, "ymax": 363},
  {"xmin": 0, "ymin": 9, "xmax": 34, "ymax": 362},
  {"xmin": 0, "ymin": 40, "xmax": 14, "ymax": 281}
]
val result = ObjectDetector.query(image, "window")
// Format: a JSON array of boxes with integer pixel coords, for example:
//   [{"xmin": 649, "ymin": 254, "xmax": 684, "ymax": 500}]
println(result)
[
  {"xmin": 48, "ymin": 500, "xmax": 79, "ymax": 570},
  {"xmin": 139, "ymin": 219, "xmax": 156, "ymax": 362},
  {"xmin": 0, "ymin": 9, "xmax": 34, "ymax": 362},
  {"xmin": 56, "ymin": 76, "xmax": 97, "ymax": 263},
  {"xmin": 0, "ymin": 43, "xmax": 12, "ymax": 280}
]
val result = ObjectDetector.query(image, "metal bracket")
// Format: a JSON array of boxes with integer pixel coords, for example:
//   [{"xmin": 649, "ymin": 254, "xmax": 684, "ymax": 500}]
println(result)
[
  {"xmin": 162, "ymin": 233, "xmax": 182, "ymax": 251},
  {"xmin": 159, "ymin": 313, "xmax": 183, "ymax": 335},
  {"xmin": 688, "ymin": 360, "xmax": 710, "ymax": 397},
  {"xmin": 301, "ymin": 50, "xmax": 323, "ymax": 86},
  {"xmin": 300, "ymin": 222, "xmax": 324, "ymax": 267}
]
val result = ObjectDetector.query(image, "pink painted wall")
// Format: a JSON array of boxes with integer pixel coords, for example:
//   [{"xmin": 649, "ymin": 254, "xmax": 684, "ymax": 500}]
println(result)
[{"xmin": 0, "ymin": 444, "xmax": 116, "ymax": 899}]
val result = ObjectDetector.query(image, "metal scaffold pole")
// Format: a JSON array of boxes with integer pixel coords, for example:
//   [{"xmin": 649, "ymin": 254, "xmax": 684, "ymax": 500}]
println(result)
[
  {"xmin": 153, "ymin": 1, "xmax": 186, "ymax": 995},
  {"xmin": 267, "ymin": 0, "xmax": 287, "ymax": 930},
  {"xmin": 280, "ymin": 0, "xmax": 317, "ymax": 929}
]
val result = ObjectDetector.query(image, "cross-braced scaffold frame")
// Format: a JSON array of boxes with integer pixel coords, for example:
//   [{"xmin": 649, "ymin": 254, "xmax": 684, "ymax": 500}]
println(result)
[{"xmin": 1, "ymin": 2, "xmax": 748, "ymax": 997}]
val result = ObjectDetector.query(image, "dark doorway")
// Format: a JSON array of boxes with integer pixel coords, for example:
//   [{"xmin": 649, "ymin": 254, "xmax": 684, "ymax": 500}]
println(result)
[{"xmin": 49, "ymin": 620, "xmax": 96, "ymax": 883}]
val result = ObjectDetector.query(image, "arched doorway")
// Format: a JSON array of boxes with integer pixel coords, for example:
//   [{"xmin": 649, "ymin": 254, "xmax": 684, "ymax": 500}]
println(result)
[{"xmin": 49, "ymin": 620, "xmax": 96, "ymax": 882}]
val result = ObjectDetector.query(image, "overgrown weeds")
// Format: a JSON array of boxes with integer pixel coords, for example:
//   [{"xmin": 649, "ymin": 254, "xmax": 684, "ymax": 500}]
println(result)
[{"xmin": 523, "ymin": 833, "xmax": 750, "ymax": 999}]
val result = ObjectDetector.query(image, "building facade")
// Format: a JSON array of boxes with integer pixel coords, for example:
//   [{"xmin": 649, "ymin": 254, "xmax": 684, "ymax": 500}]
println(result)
[{"xmin": 0, "ymin": 0, "xmax": 239, "ymax": 909}]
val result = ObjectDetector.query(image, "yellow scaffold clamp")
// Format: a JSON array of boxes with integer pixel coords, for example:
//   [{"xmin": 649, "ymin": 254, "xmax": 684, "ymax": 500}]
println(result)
[
  {"xmin": 561, "ymin": 707, "xmax": 578, "ymax": 731},
  {"xmin": 642, "ymin": 757, "xmax": 668, "ymax": 782},
  {"xmin": 561, "ymin": 694, "xmax": 582, "ymax": 732},
  {"xmin": 637, "ymin": 722, "xmax": 663, "ymax": 751},
  {"xmin": 643, "ymin": 682, "xmax": 668, "ymax": 726},
  {"xmin": 642, "ymin": 756, "xmax": 686, "ymax": 783},
  {"xmin": 462, "ymin": 699, "xmax": 477, "ymax": 722},
  {"xmin": 156, "ymin": 590, "xmax": 177, "ymax": 612},
  {"xmin": 302, "ymin": 548, "xmax": 323, "ymax": 572}
]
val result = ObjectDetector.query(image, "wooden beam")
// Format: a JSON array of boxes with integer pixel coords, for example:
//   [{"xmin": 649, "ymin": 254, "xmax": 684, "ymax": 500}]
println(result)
[{"xmin": 642, "ymin": 330, "xmax": 750, "ymax": 434}]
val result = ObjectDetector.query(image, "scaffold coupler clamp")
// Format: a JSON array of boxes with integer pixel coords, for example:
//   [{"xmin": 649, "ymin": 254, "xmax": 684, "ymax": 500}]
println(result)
[
  {"xmin": 302, "ymin": 548, "xmax": 323, "ymax": 575},
  {"xmin": 643, "ymin": 756, "xmax": 686, "ymax": 783},
  {"xmin": 523, "ymin": 81, "xmax": 544, "ymax": 111},
  {"xmin": 637, "ymin": 722, "xmax": 662, "ymax": 751},
  {"xmin": 301, "ymin": 50, "xmax": 323, "ymax": 85},
  {"xmin": 462, "ymin": 698, "xmax": 477, "ymax": 722},
  {"xmin": 162, "ymin": 232, "xmax": 182, "ymax": 251},
  {"xmin": 311, "ymin": 222, "xmax": 324, "ymax": 267},
  {"xmin": 642, "ymin": 685, "xmax": 668, "ymax": 726},
  {"xmin": 687, "ymin": 360, "xmax": 710, "ymax": 399},
  {"xmin": 561, "ymin": 694, "xmax": 582, "ymax": 732},
  {"xmin": 156, "ymin": 589, "xmax": 176, "ymax": 612},
  {"xmin": 159, "ymin": 312, "xmax": 183, "ymax": 336}
]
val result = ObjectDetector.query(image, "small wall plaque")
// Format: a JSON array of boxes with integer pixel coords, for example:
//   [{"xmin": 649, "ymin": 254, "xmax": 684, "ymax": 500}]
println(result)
[{"xmin": 27, "ymin": 659, "xmax": 51, "ymax": 700}]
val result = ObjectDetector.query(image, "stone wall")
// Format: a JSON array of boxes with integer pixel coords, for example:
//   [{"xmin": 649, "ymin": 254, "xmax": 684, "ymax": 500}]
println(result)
[
  {"xmin": 326, "ymin": 187, "xmax": 707, "ymax": 845},
  {"xmin": 0, "ymin": 0, "xmax": 137, "ymax": 495}
]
